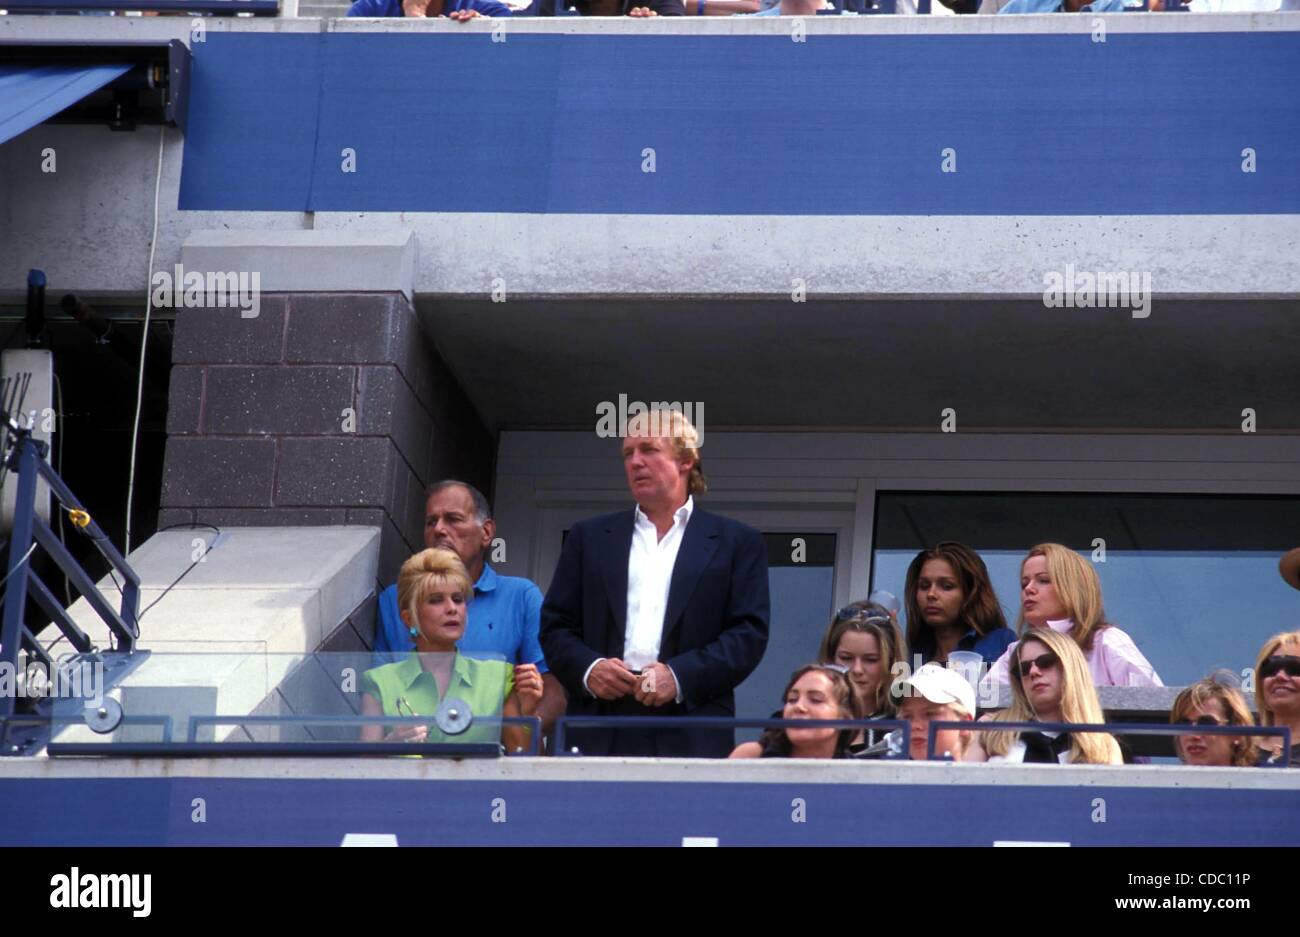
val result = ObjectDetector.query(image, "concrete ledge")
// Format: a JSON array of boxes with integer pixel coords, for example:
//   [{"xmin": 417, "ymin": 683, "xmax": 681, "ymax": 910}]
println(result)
[
  {"xmin": 8, "ymin": 755, "xmax": 1299, "ymax": 791},
  {"xmin": 181, "ymin": 230, "xmax": 417, "ymax": 303},
  {"xmin": 4, "ymin": 11, "xmax": 1299, "ymax": 42},
  {"xmin": 54, "ymin": 526, "xmax": 379, "ymax": 741},
  {"xmin": 977, "ymin": 683, "xmax": 1187, "ymax": 714}
]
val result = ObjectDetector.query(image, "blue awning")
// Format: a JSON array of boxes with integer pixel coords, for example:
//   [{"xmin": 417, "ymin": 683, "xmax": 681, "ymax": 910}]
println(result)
[{"xmin": 0, "ymin": 62, "xmax": 131, "ymax": 145}]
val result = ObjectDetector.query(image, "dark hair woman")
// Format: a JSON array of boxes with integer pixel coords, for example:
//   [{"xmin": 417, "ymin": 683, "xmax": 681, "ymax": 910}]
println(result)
[
  {"xmin": 903, "ymin": 541, "xmax": 1015, "ymax": 667},
  {"xmin": 729, "ymin": 664, "xmax": 861, "ymax": 759}
]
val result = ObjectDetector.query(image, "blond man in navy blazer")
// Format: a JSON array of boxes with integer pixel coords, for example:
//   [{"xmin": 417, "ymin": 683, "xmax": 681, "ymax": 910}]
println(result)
[{"xmin": 540, "ymin": 409, "xmax": 770, "ymax": 757}]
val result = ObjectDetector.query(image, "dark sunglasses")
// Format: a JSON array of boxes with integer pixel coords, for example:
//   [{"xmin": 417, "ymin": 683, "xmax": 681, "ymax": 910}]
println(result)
[
  {"xmin": 1176, "ymin": 714, "xmax": 1228, "ymax": 728},
  {"xmin": 1017, "ymin": 651, "xmax": 1060, "ymax": 678},
  {"xmin": 1260, "ymin": 655, "xmax": 1300, "ymax": 680}
]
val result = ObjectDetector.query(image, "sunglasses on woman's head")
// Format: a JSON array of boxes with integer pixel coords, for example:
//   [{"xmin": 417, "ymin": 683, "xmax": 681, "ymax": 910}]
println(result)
[
  {"xmin": 1260, "ymin": 655, "xmax": 1300, "ymax": 680},
  {"xmin": 1017, "ymin": 651, "xmax": 1060, "ymax": 678},
  {"xmin": 835, "ymin": 606, "xmax": 891, "ymax": 626},
  {"xmin": 818, "ymin": 663, "xmax": 850, "ymax": 676}
]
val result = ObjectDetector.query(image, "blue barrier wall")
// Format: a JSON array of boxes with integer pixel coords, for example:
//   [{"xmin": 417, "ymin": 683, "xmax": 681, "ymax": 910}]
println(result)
[
  {"xmin": 4, "ymin": 776, "xmax": 1298, "ymax": 846},
  {"xmin": 178, "ymin": 31, "xmax": 1300, "ymax": 215}
]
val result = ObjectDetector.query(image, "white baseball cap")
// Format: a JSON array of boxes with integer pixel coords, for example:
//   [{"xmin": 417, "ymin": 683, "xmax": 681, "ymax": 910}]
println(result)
[{"xmin": 896, "ymin": 663, "xmax": 976, "ymax": 717}]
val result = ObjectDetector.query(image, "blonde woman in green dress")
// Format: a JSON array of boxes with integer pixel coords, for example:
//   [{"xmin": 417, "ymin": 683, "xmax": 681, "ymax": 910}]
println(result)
[{"xmin": 360, "ymin": 548, "xmax": 542, "ymax": 751}]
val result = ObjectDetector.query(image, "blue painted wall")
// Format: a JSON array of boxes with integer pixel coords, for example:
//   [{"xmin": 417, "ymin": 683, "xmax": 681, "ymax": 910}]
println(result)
[
  {"xmin": 4, "ymin": 777, "xmax": 1297, "ymax": 845},
  {"xmin": 178, "ymin": 31, "xmax": 1300, "ymax": 214}
]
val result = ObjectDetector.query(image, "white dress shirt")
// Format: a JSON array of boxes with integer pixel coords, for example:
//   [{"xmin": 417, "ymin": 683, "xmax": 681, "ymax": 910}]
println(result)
[
  {"xmin": 624, "ymin": 497, "xmax": 693, "ymax": 670},
  {"xmin": 583, "ymin": 497, "xmax": 693, "ymax": 701}
]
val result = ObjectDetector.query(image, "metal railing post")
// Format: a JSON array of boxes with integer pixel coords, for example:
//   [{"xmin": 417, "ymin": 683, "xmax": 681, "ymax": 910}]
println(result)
[{"xmin": 0, "ymin": 436, "xmax": 41, "ymax": 718}]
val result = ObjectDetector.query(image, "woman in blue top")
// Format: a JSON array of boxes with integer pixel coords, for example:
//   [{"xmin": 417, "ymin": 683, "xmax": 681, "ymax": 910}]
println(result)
[{"xmin": 903, "ymin": 542, "xmax": 1016, "ymax": 669}]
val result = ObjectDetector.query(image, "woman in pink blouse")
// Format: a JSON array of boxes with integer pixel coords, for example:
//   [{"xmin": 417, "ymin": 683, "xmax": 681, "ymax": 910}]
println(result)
[{"xmin": 980, "ymin": 543, "xmax": 1162, "ymax": 688}]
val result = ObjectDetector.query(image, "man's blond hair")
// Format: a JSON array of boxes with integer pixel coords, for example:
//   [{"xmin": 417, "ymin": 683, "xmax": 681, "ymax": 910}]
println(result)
[{"xmin": 624, "ymin": 406, "xmax": 707, "ymax": 496}]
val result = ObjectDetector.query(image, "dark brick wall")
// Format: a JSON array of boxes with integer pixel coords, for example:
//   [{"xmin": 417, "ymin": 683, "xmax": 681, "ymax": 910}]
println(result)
[{"xmin": 160, "ymin": 292, "xmax": 493, "ymax": 592}]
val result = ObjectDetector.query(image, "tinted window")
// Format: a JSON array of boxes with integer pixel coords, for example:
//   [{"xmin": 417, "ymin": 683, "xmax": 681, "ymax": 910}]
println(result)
[{"xmin": 870, "ymin": 492, "xmax": 1300, "ymax": 686}]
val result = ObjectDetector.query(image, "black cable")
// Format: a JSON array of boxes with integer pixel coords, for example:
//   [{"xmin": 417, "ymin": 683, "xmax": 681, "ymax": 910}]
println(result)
[{"xmin": 136, "ymin": 524, "xmax": 223, "ymax": 621}]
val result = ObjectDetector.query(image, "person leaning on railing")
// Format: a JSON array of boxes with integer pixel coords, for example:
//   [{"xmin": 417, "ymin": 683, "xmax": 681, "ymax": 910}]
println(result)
[
  {"xmin": 1253, "ymin": 630, "xmax": 1300, "ymax": 767},
  {"xmin": 981, "ymin": 542, "xmax": 1162, "ymax": 690},
  {"xmin": 1169, "ymin": 674, "xmax": 1258, "ymax": 768},
  {"xmin": 729, "ymin": 664, "xmax": 860, "ymax": 759},
  {"xmin": 372, "ymin": 480, "xmax": 565, "ymax": 737},
  {"xmin": 966, "ymin": 627, "xmax": 1124, "ymax": 765},
  {"xmin": 346, "ymin": 0, "xmax": 511, "ymax": 20},
  {"xmin": 360, "ymin": 548, "xmax": 542, "ymax": 752},
  {"xmin": 817, "ymin": 602, "xmax": 905, "ymax": 753}
]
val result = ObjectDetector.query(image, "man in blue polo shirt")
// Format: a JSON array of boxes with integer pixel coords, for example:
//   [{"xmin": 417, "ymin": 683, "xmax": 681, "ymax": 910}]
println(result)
[
  {"xmin": 347, "ymin": 0, "xmax": 511, "ymax": 18},
  {"xmin": 375, "ymin": 480, "xmax": 566, "ymax": 732}
]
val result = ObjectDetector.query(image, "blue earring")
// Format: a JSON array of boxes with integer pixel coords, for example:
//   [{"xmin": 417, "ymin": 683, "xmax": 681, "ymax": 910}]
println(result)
[{"xmin": 408, "ymin": 625, "xmax": 419, "ymax": 638}]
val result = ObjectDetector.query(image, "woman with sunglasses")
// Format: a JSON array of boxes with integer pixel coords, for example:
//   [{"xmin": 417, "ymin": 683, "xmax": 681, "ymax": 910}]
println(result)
[
  {"xmin": 965, "ymin": 627, "xmax": 1123, "ymax": 764},
  {"xmin": 730, "ymin": 664, "xmax": 861, "ymax": 759},
  {"xmin": 1254, "ymin": 631, "xmax": 1300, "ymax": 767},
  {"xmin": 903, "ymin": 542, "xmax": 1016, "ymax": 667},
  {"xmin": 1169, "ymin": 674, "xmax": 1258, "ymax": 767},
  {"xmin": 817, "ymin": 601, "xmax": 906, "ymax": 751},
  {"xmin": 982, "ymin": 543, "xmax": 1162, "ymax": 689}
]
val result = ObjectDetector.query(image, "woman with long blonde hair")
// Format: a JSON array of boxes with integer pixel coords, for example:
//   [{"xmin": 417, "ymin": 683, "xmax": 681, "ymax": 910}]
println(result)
[
  {"xmin": 981, "ymin": 543, "xmax": 1161, "ymax": 688},
  {"xmin": 965, "ymin": 627, "xmax": 1123, "ymax": 765},
  {"xmin": 818, "ymin": 602, "xmax": 906, "ymax": 719},
  {"xmin": 817, "ymin": 602, "xmax": 906, "ymax": 753},
  {"xmin": 1253, "ymin": 630, "xmax": 1300, "ymax": 767}
]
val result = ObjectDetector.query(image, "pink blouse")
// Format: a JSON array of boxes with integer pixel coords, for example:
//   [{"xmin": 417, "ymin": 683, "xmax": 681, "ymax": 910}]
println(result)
[{"xmin": 982, "ymin": 618, "xmax": 1163, "ymax": 688}]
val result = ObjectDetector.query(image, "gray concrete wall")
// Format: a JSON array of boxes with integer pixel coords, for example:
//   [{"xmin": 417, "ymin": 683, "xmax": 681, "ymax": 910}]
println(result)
[{"xmin": 157, "ymin": 291, "xmax": 494, "ymax": 597}]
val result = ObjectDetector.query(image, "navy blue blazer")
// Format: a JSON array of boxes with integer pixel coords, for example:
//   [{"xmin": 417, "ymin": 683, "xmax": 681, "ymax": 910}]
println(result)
[{"xmin": 540, "ymin": 506, "xmax": 770, "ymax": 757}]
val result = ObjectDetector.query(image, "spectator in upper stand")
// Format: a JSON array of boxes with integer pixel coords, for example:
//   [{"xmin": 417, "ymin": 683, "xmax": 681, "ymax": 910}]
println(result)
[
  {"xmin": 731, "ymin": 0, "xmax": 828, "ymax": 13},
  {"xmin": 904, "ymin": 542, "xmax": 1016, "ymax": 669},
  {"xmin": 981, "ymin": 543, "xmax": 1161, "ymax": 690},
  {"xmin": 1254, "ymin": 630, "xmax": 1300, "ymax": 767},
  {"xmin": 730, "ymin": 664, "xmax": 860, "ymax": 759},
  {"xmin": 361, "ymin": 549, "xmax": 543, "ymax": 752},
  {"xmin": 626, "ymin": 0, "xmax": 758, "ymax": 13},
  {"xmin": 374, "ymin": 481, "xmax": 566, "ymax": 736},
  {"xmin": 817, "ymin": 602, "xmax": 905, "ymax": 752},
  {"xmin": 966, "ymin": 628, "xmax": 1124, "ymax": 765},
  {"xmin": 1169, "ymin": 674, "xmax": 1257, "ymax": 768},
  {"xmin": 346, "ymin": 0, "xmax": 510, "ymax": 18},
  {"xmin": 998, "ymin": 0, "xmax": 1124, "ymax": 11}
]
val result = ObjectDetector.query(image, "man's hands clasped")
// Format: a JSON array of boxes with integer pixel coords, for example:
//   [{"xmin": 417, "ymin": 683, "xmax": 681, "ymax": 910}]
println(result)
[{"xmin": 589, "ymin": 658, "xmax": 675, "ymax": 706}]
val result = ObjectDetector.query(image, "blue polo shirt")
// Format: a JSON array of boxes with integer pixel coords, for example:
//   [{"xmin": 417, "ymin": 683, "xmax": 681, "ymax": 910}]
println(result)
[
  {"xmin": 374, "ymin": 565, "xmax": 547, "ymax": 671},
  {"xmin": 999, "ymin": 0, "xmax": 1124, "ymax": 10},
  {"xmin": 347, "ymin": 0, "xmax": 512, "ymax": 16}
]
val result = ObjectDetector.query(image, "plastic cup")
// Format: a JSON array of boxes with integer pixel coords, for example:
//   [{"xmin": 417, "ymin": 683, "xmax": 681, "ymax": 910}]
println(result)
[{"xmin": 947, "ymin": 650, "xmax": 984, "ymax": 689}]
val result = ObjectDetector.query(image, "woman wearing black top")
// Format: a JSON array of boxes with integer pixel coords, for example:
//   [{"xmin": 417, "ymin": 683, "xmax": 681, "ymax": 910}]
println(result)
[
  {"xmin": 1254, "ymin": 630, "xmax": 1300, "ymax": 767},
  {"xmin": 730, "ymin": 664, "xmax": 860, "ymax": 760}
]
